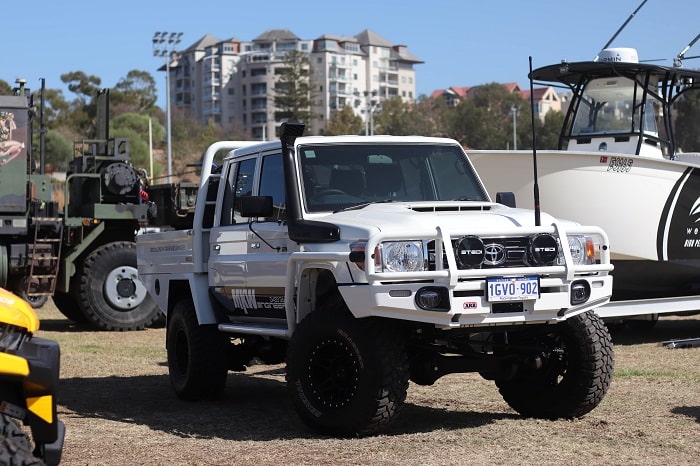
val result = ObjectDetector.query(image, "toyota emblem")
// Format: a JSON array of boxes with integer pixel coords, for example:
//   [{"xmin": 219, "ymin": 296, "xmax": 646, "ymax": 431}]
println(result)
[{"xmin": 483, "ymin": 243, "xmax": 506, "ymax": 265}]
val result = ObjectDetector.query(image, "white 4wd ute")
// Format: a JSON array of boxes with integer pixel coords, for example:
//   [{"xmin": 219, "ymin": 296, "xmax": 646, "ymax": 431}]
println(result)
[{"xmin": 137, "ymin": 123, "xmax": 615, "ymax": 436}]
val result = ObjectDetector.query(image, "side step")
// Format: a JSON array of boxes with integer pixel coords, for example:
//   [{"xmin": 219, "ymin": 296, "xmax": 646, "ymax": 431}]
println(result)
[
  {"xmin": 661, "ymin": 338, "xmax": 700, "ymax": 349},
  {"xmin": 218, "ymin": 322, "xmax": 289, "ymax": 339}
]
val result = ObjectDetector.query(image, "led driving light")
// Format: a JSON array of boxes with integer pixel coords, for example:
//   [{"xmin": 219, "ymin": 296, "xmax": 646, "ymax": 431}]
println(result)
[
  {"xmin": 381, "ymin": 241, "xmax": 425, "ymax": 272},
  {"xmin": 529, "ymin": 233, "xmax": 559, "ymax": 265},
  {"xmin": 455, "ymin": 236, "xmax": 484, "ymax": 268}
]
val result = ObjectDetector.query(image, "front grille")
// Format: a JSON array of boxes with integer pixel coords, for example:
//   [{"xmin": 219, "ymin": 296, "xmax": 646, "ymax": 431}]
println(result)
[{"xmin": 428, "ymin": 236, "xmax": 532, "ymax": 270}]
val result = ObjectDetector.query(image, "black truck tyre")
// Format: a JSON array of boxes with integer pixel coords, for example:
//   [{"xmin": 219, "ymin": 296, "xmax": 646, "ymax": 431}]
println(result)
[
  {"xmin": 51, "ymin": 291, "xmax": 89, "ymax": 323},
  {"xmin": 77, "ymin": 241, "xmax": 161, "ymax": 331},
  {"xmin": 496, "ymin": 310, "xmax": 614, "ymax": 419},
  {"xmin": 167, "ymin": 299, "xmax": 229, "ymax": 401},
  {"xmin": 12, "ymin": 278, "xmax": 48, "ymax": 309},
  {"xmin": 286, "ymin": 307, "xmax": 409, "ymax": 437},
  {"xmin": 0, "ymin": 415, "xmax": 42, "ymax": 465}
]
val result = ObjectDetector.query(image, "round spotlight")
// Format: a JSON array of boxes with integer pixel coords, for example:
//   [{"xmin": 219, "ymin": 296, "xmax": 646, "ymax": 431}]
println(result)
[
  {"xmin": 455, "ymin": 236, "xmax": 484, "ymax": 269},
  {"xmin": 529, "ymin": 233, "xmax": 558, "ymax": 265}
]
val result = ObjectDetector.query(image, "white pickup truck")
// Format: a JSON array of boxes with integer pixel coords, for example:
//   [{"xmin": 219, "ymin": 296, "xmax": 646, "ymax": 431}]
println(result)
[{"xmin": 136, "ymin": 123, "xmax": 615, "ymax": 437}]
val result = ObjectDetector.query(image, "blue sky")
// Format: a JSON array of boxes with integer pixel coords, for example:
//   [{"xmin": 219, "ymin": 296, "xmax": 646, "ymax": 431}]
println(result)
[{"xmin": 6, "ymin": 0, "xmax": 698, "ymax": 109}]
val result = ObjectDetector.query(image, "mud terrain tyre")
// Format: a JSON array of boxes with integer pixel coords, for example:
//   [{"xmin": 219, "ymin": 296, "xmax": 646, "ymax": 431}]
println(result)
[
  {"xmin": 496, "ymin": 311, "xmax": 614, "ymax": 419},
  {"xmin": 78, "ymin": 242, "xmax": 160, "ymax": 331},
  {"xmin": 286, "ymin": 307, "xmax": 409, "ymax": 437},
  {"xmin": 0, "ymin": 415, "xmax": 41, "ymax": 465},
  {"xmin": 167, "ymin": 299, "xmax": 229, "ymax": 400}
]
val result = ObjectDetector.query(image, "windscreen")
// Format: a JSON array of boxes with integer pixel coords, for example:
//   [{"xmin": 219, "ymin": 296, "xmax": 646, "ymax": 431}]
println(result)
[
  {"xmin": 298, "ymin": 143, "xmax": 488, "ymax": 213},
  {"xmin": 570, "ymin": 76, "xmax": 661, "ymax": 137}
]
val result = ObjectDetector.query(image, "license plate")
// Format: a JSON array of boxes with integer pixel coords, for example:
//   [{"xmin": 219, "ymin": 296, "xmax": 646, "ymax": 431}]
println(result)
[{"xmin": 487, "ymin": 276, "xmax": 539, "ymax": 302}]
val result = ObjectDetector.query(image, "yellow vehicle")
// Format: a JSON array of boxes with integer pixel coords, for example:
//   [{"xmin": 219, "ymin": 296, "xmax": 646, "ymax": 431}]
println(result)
[{"xmin": 0, "ymin": 287, "xmax": 64, "ymax": 465}]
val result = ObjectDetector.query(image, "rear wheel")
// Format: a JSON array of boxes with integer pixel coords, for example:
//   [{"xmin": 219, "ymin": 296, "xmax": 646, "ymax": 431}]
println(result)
[
  {"xmin": 78, "ymin": 242, "xmax": 161, "ymax": 331},
  {"xmin": 496, "ymin": 311, "xmax": 614, "ymax": 419},
  {"xmin": 286, "ymin": 306, "xmax": 409, "ymax": 437},
  {"xmin": 167, "ymin": 299, "xmax": 229, "ymax": 400},
  {"xmin": 11, "ymin": 278, "xmax": 48, "ymax": 309}
]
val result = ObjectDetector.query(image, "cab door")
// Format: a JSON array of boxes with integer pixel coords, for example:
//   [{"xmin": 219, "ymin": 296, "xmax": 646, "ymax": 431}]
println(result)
[
  {"xmin": 208, "ymin": 150, "xmax": 293, "ymax": 321},
  {"xmin": 242, "ymin": 150, "xmax": 295, "ymax": 320},
  {"xmin": 208, "ymin": 156, "xmax": 256, "ymax": 317}
]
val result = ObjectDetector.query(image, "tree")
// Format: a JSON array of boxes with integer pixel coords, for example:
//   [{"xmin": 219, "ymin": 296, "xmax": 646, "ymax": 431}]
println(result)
[
  {"xmin": 111, "ymin": 112, "xmax": 164, "ymax": 145},
  {"xmin": 42, "ymin": 130, "xmax": 73, "ymax": 171},
  {"xmin": 0, "ymin": 79, "xmax": 12, "ymax": 95},
  {"xmin": 112, "ymin": 70, "xmax": 158, "ymax": 114},
  {"xmin": 324, "ymin": 105, "xmax": 363, "ymax": 135},
  {"xmin": 60, "ymin": 71, "xmax": 102, "ymax": 137},
  {"xmin": 446, "ymin": 83, "xmax": 529, "ymax": 150},
  {"xmin": 60, "ymin": 71, "xmax": 101, "ymax": 105},
  {"xmin": 273, "ymin": 50, "xmax": 316, "ymax": 126},
  {"xmin": 537, "ymin": 110, "xmax": 565, "ymax": 150},
  {"xmin": 373, "ymin": 97, "xmax": 410, "ymax": 135},
  {"xmin": 39, "ymin": 88, "xmax": 72, "ymax": 129}
]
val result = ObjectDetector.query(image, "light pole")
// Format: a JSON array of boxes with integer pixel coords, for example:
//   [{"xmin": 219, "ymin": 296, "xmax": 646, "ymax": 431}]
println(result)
[
  {"xmin": 152, "ymin": 31, "xmax": 183, "ymax": 183},
  {"xmin": 363, "ymin": 90, "xmax": 378, "ymax": 136},
  {"xmin": 510, "ymin": 105, "xmax": 521, "ymax": 150}
]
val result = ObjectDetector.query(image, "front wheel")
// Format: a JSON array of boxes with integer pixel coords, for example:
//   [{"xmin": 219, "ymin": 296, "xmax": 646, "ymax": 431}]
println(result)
[
  {"xmin": 167, "ymin": 299, "xmax": 229, "ymax": 401},
  {"xmin": 77, "ymin": 242, "xmax": 161, "ymax": 331},
  {"xmin": 496, "ymin": 311, "xmax": 614, "ymax": 419},
  {"xmin": 286, "ymin": 308, "xmax": 409, "ymax": 437},
  {"xmin": 0, "ymin": 415, "xmax": 37, "ymax": 465}
]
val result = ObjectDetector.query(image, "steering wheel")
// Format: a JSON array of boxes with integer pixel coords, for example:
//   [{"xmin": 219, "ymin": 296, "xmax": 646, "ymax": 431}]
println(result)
[{"xmin": 317, "ymin": 188, "xmax": 346, "ymax": 196}]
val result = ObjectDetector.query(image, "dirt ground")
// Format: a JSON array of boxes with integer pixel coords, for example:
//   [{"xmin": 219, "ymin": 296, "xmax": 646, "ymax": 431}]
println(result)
[{"xmin": 34, "ymin": 303, "xmax": 699, "ymax": 466}]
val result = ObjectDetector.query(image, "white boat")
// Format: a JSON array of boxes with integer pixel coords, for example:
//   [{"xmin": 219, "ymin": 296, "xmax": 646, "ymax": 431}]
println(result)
[{"xmin": 468, "ymin": 46, "xmax": 700, "ymax": 318}]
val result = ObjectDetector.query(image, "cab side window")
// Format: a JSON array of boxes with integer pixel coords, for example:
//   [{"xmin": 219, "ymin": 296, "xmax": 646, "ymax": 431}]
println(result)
[
  {"xmin": 258, "ymin": 152, "xmax": 286, "ymax": 222},
  {"xmin": 220, "ymin": 158, "xmax": 256, "ymax": 226}
]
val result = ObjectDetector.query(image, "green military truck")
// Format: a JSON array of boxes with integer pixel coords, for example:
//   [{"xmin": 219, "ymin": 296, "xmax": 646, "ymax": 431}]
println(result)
[{"xmin": 0, "ymin": 78, "xmax": 168, "ymax": 330}]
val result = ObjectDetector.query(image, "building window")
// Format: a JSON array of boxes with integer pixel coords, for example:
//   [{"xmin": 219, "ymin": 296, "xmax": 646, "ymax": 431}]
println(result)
[
  {"xmin": 317, "ymin": 57, "xmax": 322, "ymax": 63},
  {"xmin": 251, "ymin": 68, "xmax": 267, "ymax": 76}
]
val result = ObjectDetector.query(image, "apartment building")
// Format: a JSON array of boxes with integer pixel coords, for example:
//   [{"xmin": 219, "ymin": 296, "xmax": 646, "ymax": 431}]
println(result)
[{"xmin": 167, "ymin": 29, "xmax": 423, "ymax": 139}]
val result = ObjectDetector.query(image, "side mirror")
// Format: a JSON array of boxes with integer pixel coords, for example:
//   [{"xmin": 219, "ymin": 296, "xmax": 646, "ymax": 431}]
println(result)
[
  {"xmin": 496, "ymin": 192, "xmax": 516, "ymax": 208},
  {"xmin": 240, "ymin": 196, "xmax": 273, "ymax": 218}
]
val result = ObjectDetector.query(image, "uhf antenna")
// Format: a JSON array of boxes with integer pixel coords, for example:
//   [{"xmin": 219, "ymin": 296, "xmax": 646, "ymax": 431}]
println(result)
[
  {"xmin": 674, "ymin": 33, "xmax": 700, "ymax": 67},
  {"xmin": 594, "ymin": 0, "xmax": 649, "ymax": 61},
  {"xmin": 529, "ymin": 56, "xmax": 541, "ymax": 227}
]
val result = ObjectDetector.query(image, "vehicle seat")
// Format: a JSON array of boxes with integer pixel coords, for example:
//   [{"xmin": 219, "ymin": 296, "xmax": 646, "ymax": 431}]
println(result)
[
  {"xmin": 328, "ymin": 168, "xmax": 365, "ymax": 196},
  {"xmin": 366, "ymin": 164, "xmax": 403, "ymax": 199}
]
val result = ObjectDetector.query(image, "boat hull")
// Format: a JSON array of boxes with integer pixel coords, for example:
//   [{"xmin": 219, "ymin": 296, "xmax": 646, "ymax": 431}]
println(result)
[{"xmin": 469, "ymin": 150, "xmax": 700, "ymax": 300}]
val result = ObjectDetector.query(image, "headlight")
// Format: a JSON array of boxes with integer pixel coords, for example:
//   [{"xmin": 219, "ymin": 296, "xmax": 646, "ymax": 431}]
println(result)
[
  {"xmin": 380, "ymin": 241, "xmax": 426, "ymax": 272},
  {"xmin": 0, "ymin": 324, "xmax": 28, "ymax": 352},
  {"xmin": 558, "ymin": 235, "xmax": 596, "ymax": 265}
]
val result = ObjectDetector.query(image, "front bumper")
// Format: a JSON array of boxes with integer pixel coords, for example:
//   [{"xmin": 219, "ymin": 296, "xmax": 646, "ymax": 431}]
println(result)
[
  {"xmin": 1, "ymin": 336, "xmax": 64, "ymax": 465},
  {"xmin": 339, "ymin": 274, "xmax": 613, "ymax": 328}
]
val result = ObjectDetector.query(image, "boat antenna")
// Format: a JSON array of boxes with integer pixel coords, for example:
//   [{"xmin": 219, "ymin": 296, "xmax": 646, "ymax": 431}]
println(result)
[
  {"xmin": 529, "ymin": 56, "xmax": 541, "ymax": 227},
  {"xmin": 674, "ymin": 33, "xmax": 700, "ymax": 67},
  {"xmin": 594, "ymin": 0, "xmax": 649, "ymax": 61}
]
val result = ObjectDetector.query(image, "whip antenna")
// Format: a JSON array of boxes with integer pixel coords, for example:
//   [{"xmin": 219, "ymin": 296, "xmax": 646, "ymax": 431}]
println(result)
[
  {"xmin": 529, "ymin": 56, "xmax": 541, "ymax": 226},
  {"xmin": 594, "ymin": 0, "xmax": 649, "ymax": 61}
]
